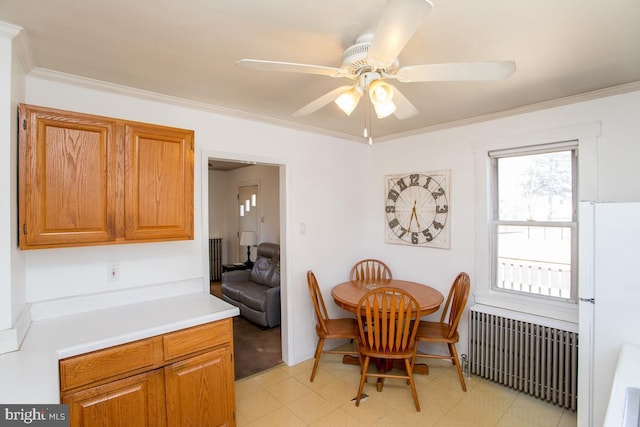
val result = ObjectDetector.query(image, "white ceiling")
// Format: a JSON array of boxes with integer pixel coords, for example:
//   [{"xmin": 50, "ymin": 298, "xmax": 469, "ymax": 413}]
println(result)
[{"xmin": 2, "ymin": 0, "xmax": 640, "ymax": 143}]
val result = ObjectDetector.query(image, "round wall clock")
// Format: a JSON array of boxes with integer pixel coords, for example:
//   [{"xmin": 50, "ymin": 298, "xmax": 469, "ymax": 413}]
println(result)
[{"xmin": 384, "ymin": 170, "xmax": 450, "ymax": 248}]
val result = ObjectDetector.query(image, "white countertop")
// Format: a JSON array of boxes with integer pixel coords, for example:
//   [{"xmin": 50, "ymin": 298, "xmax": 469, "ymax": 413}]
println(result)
[
  {"xmin": 604, "ymin": 344, "xmax": 640, "ymax": 426},
  {"xmin": 0, "ymin": 292, "xmax": 238, "ymax": 404}
]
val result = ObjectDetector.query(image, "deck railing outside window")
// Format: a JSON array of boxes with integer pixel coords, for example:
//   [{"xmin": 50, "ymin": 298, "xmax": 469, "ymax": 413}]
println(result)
[{"xmin": 497, "ymin": 257, "xmax": 571, "ymax": 298}]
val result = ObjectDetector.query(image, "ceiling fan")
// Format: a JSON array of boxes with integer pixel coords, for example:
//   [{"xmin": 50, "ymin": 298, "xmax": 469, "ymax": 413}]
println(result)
[{"xmin": 237, "ymin": 0, "xmax": 515, "ymax": 137}]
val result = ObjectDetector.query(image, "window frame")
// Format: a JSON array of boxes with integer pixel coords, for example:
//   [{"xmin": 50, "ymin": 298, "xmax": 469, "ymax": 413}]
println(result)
[
  {"xmin": 489, "ymin": 142, "xmax": 579, "ymax": 303},
  {"xmin": 472, "ymin": 122, "xmax": 600, "ymax": 324}
]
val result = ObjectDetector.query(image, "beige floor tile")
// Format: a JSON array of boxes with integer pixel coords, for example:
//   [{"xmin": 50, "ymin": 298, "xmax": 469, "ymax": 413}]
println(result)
[
  {"xmin": 308, "ymin": 407, "xmax": 359, "ymax": 427},
  {"xmin": 497, "ymin": 392, "xmax": 565, "ymax": 426},
  {"xmin": 437, "ymin": 384, "xmax": 517, "ymax": 427},
  {"xmin": 234, "ymin": 354, "xmax": 579, "ymax": 427},
  {"xmin": 339, "ymin": 392, "xmax": 390, "ymax": 425},
  {"xmin": 295, "ymin": 367, "xmax": 344, "ymax": 391},
  {"xmin": 374, "ymin": 409, "xmax": 441, "ymax": 427},
  {"xmin": 243, "ymin": 407, "xmax": 306, "ymax": 427},
  {"xmin": 436, "ymin": 411, "xmax": 499, "ymax": 427},
  {"xmin": 286, "ymin": 392, "xmax": 339, "ymax": 424},
  {"xmin": 316, "ymin": 378, "xmax": 363, "ymax": 405},
  {"xmin": 265, "ymin": 376, "xmax": 313, "ymax": 405},
  {"xmin": 278, "ymin": 359, "xmax": 314, "ymax": 377},
  {"xmin": 235, "ymin": 376, "xmax": 264, "ymax": 400},
  {"xmin": 236, "ymin": 389, "xmax": 282, "ymax": 425},
  {"xmin": 558, "ymin": 410, "xmax": 578, "ymax": 426},
  {"xmin": 252, "ymin": 365, "xmax": 295, "ymax": 387}
]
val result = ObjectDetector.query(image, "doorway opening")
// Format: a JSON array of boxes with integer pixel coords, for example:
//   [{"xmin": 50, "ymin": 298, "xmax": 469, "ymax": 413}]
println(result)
[{"xmin": 207, "ymin": 157, "xmax": 284, "ymax": 380}]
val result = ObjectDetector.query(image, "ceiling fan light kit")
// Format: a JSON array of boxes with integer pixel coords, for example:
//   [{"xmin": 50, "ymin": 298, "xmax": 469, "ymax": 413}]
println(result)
[
  {"xmin": 334, "ymin": 86, "xmax": 363, "ymax": 116},
  {"xmin": 368, "ymin": 79, "xmax": 396, "ymax": 119},
  {"xmin": 236, "ymin": 0, "xmax": 515, "ymax": 143}
]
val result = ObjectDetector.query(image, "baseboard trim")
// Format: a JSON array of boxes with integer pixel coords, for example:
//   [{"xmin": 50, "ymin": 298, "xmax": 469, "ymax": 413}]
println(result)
[{"xmin": 0, "ymin": 304, "xmax": 33, "ymax": 354}]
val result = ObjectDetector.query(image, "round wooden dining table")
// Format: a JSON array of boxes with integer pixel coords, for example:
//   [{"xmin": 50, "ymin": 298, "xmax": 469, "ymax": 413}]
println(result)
[
  {"xmin": 331, "ymin": 278, "xmax": 444, "ymax": 387},
  {"xmin": 331, "ymin": 278, "xmax": 444, "ymax": 316}
]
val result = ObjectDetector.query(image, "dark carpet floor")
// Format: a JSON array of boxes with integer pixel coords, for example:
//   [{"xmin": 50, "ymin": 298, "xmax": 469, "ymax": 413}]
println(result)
[{"xmin": 210, "ymin": 282, "xmax": 283, "ymax": 380}]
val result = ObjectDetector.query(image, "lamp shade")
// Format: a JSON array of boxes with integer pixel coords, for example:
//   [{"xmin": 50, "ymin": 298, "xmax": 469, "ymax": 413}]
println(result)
[
  {"xmin": 368, "ymin": 80, "xmax": 397, "ymax": 118},
  {"xmin": 369, "ymin": 80, "xmax": 393, "ymax": 104},
  {"xmin": 334, "ymin": 87, "xmax": 362, "ymax": 116},
  {"xmin": 373, "ymin": 100, "xmax": 397, "ymax": 119},
  {"xmin": 240, "ymin": 231, "xmax": 258, "ymax": 246}
]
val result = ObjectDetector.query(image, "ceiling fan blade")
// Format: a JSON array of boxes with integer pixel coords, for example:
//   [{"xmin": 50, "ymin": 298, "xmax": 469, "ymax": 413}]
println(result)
[
  {"xmin": 367, "ymin": 0, "xmax": 433, "ymax": 69},
  {"xmin": 236, "ymin": 59, "xmax": 350, "ymax": 78},
  {"xmin": 390, "ymin": 85, "xmax": 418, "ymax": 120},
  {"xmin": 292, "ymin": 86, "xmax": 354, "ymax": 117},
  {"xmin": 394, "ymin": 61, "xmax": 516, "ymax": 83}
]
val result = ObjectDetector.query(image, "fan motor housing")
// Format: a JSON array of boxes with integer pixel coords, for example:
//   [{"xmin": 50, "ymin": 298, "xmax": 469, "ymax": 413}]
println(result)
[{"xmin": 341, "ymin": 34, "xmax": 399, "ymax": 76}]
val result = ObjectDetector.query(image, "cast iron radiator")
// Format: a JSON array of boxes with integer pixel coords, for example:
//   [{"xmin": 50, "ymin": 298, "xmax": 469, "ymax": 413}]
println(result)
[
  {"xmin": 469, "ymin": 306, "xmax": 578, "ymax": 411},
  {"xmin": 209, "ymin": 238, "xmax": 222, "ymax": 281}
]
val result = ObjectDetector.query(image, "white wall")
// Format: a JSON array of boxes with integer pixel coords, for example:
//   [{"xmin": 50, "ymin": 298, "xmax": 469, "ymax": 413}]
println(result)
[
  {"xmin": 369, "ymin": 90, "xmax": 640, "ymax": 358},
  {"xmin": 21, "ymin": 73, "xmax": 371, "ymax": 365},
  {"xmin": 0, "ymin": 24, "xmax": 27, "ymax": 354},
  {"xmin": 0, "ymin": 24, "xmax": 15, "ymax": 334},
  {"xmin": 8, "ymin": 63, "xmax": 640, "ymax": 372},
  {"xmin": 208, "ymin": 169, "xmax": 229, "ymax": 240}
]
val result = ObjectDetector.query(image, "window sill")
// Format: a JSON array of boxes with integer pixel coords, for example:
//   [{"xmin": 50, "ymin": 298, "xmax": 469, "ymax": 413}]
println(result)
[{"xmin": 473, "ymin": 289, "xmax": 578, "ymax": 328}]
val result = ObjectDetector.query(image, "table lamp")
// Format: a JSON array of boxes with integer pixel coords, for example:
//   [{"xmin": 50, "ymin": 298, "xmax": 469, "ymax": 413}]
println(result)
[{"xmin": 239, "ymin": 231, "xmax": 258, "ymax": 267}]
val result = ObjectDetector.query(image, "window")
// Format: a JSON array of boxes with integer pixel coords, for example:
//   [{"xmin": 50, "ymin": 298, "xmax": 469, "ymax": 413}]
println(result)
[{"xmin": 490, "ymin": 142, "xmax": 577, "ymax": 301}]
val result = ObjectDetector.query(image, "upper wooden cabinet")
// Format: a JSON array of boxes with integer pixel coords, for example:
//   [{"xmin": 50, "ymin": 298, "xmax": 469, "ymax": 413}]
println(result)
[
  {"xmin": 124, "ymin": 122, "xmax": 193, "ymax": 241},
  {"xmin": 18, "ymin": 104, "xmax": 194, "ymax": 249},
  {"xmin": 18, "ymin": 105, "xmax": 119, "ymax": 247}
]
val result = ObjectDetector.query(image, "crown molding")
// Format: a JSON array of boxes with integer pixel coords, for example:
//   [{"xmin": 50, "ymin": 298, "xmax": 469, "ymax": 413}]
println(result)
[
  {"xmin": 0, "ymin": 21, "xmax": 34, "ymax": 73},
  {"xmin": 377, "ymin": 81, "xmax": 640, "ymax": 143},
  {"xmin": 27, "ymin": 67, "xmax": 640, "ymax": 146},
  {"xmin": 0, "ymin": 21, "xmax": 21, "ymax": 39},
  {"xmin": 28, "ymin": 67, "xmax": 360, "ymax": 143}
]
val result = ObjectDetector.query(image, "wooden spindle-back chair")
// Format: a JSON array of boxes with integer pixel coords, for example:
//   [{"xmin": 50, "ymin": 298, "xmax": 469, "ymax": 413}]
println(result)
[
  {"xmin": 350, "ymin": 259, "xmax": 392, "ymax": 281},
  {"xmin": 355, "ymin": 287, "xmax": 422, "ymax": 411},
  {"xmin": 413, "ymin": 272, "xmax": 470, "ymax": 391},
  {"xmin": 307, "ymin": 270, "xmax": 360, "ymax": 382}
]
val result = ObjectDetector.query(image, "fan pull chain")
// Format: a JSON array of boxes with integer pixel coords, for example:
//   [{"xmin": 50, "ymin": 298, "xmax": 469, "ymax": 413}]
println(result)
[
  {"xmin": 368, "ymin": 89, "xmax": 373, "ymax": 145},
  {"xmin": 363, "ymin": 73, "xmax": 373, "ymax": 145}
]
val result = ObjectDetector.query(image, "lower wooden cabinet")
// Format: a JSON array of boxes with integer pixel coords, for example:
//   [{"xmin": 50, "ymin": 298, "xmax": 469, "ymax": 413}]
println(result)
[
  {"xmin": 62, "ymin": 369, "xmax": 166, "ymax": 427},
  {"xmin": 165, "ymin": 348, "xmax": 235, "ymax": 426},
  {"xmin": 59, "ymin": 318, "xmax": 235, "ymax": 427}
]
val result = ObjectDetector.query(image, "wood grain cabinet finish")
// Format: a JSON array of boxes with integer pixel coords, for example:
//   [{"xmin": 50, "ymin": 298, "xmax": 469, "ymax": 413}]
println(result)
[
  {"xmin": 18, "ymin": 105, "xmax": 118, "ymax": 247},
  {"xmin": 165, "ymin": 347, "xmax": 235, "ymax": 427},
  {"xmin": 62, "ymin": 369, "xmax": 167, "ymax": 427},
  {"xmin": 59, "ymin": 337, "xmax": 164, "ymax": 392},
  {"xmin": 124, "ymin": 122, "xmax": 193, "ymax": 242},
  {"xmin": 59, "ymin": 318, "xmax": 235, "ymax": 427},
  {"xmin": 18, "ymin": 104, "xmax": 194, "ymax": 249}
]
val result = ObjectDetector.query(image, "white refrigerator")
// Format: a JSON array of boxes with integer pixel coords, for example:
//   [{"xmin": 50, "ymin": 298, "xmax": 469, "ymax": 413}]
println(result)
[{"xmin": 578, "ymin": 202, "xmax": 640, "ymax": 426}]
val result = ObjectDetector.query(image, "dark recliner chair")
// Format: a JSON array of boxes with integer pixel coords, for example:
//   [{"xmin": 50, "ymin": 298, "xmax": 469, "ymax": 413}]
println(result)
[{"xmin": 220, "ymin": 243, "xmax": 281, "ymax": 328}]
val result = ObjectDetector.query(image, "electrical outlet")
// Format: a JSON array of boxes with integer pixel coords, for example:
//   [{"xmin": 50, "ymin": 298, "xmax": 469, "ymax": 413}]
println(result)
[{"xmin": 108, "ymin": 264, "xmax": 120, "ymax": 282}]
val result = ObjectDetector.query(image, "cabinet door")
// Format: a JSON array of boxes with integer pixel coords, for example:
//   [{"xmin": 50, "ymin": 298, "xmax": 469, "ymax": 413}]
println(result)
[
  {"xmin": 18, "ymin": 105, "xmax": 118, "ymax": 248},
  {"xmin": 164, "ymin": 347, "xmax": 236, "ymax": 427},
  {"xmin": 62, "ymin": 369, "xmax": 166, "ymax": 427},
  {"xmin": 124, "ymin": 123, "xmax": 194, "ymax": 241}
]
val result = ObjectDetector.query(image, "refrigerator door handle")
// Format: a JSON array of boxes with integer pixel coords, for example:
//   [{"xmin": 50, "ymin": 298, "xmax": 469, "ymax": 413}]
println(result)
[{"xmin": 579, "ymin": 297, "xmax": 596, "ymax": 304}]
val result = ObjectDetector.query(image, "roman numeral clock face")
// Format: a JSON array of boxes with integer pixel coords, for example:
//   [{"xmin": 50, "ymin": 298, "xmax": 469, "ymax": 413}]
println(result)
[{"xmin": 385, "ymin": 171, "xmax": 450, "ymax": 248}]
